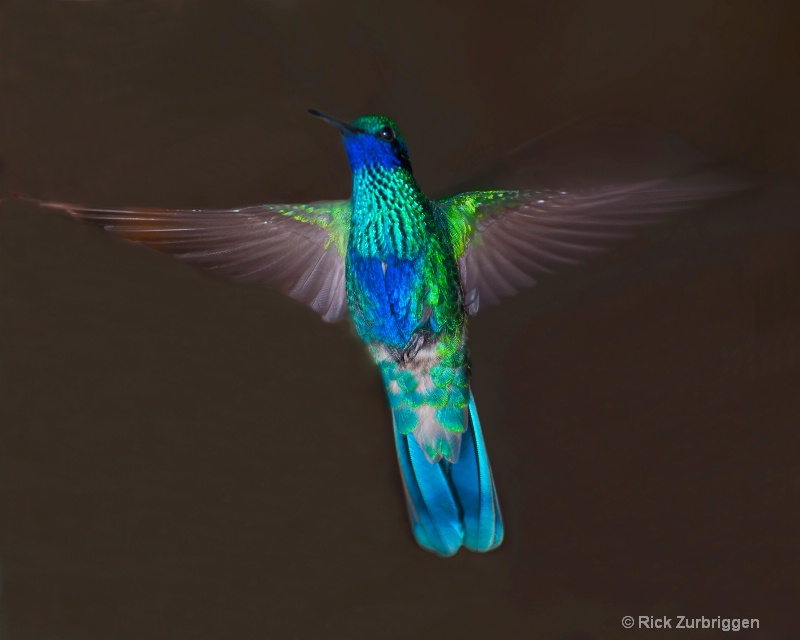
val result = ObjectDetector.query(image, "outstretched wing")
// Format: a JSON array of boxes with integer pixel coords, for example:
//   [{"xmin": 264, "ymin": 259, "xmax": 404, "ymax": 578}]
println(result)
[
  {"xmin": 16, "ymin": 194, "xmax": 352, "ymax": 322},
  {"xmin": 437, "ymin": 177, "xmax": 742, "ymax": 314}
]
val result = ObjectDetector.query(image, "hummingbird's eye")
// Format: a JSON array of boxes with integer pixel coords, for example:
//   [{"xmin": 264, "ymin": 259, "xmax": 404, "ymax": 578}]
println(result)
[{"xmin": 378, "ymin": 126, "xmax": 395, "ymax": 142}]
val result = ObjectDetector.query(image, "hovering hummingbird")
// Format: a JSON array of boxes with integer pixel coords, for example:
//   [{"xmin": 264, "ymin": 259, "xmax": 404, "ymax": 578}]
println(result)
[{"xmin": 14, "ymin": 110, "xmax": 739, "ymax": 556}]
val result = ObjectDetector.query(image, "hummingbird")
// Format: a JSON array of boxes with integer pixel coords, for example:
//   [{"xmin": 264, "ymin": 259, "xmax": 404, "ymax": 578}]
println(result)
[{"xmin": 14, "ymin": 110, "xmax": 739, "ymax": 556}]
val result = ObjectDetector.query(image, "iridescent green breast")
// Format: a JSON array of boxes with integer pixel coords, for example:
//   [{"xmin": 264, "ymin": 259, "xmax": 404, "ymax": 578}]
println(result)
[{"xmin": 345, "ymin": 166, "xmax": 464, "ymax": 351}]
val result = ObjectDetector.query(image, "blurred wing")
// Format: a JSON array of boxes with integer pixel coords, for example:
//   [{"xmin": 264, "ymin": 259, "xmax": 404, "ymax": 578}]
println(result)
[
  {"xmin": 18, "ymin": 194, "xmax": 352, "ymax": 322},
  {"xmin": 437, "ymin": 176, "xmax": 742, "ymax": 314}
]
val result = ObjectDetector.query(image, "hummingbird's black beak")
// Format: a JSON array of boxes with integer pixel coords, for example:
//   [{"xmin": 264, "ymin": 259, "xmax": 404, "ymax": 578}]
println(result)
[{"xmin": 308, "ymin": 109, "xmax": 363, "ymax": 135}]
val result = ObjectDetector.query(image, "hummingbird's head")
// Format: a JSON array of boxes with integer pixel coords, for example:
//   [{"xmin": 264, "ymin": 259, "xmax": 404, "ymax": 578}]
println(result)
[{"xmin": 309, "ymin": 110, "xmax": 411, "ymax": 174}]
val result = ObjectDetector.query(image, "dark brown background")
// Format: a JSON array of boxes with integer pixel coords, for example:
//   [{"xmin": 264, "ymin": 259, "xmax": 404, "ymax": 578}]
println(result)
[{"xmin": 1, "ymin": 1, "xmax": 798, "ymax": 638}]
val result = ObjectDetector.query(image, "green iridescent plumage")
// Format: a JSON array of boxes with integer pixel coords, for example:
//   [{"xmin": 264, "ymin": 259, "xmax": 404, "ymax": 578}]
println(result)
[
  {"xmin": 19, "ymin": 110, "xmax": 740, "ymax": 556},
  {"xmin": 331, "ymin": 116, "xmax": 468, "ymax": 463}
]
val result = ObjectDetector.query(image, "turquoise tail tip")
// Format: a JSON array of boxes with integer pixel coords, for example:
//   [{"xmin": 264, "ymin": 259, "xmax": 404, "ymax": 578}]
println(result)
[{"xmin": 393, "ymin": 389, "xmax": 503, "ymax": 556}]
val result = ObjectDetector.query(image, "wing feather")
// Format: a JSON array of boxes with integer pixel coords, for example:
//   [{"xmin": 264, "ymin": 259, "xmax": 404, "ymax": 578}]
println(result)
[
  {"xmin": 16, "ymin": 194, "xmax": 352, "ymax": 323},
  {"xmin": 438, "ymin": 174, "xmax": 745, "ymax": 314}
]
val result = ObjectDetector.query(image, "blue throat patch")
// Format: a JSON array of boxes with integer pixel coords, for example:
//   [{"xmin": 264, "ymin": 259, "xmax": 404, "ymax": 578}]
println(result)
[{"xmin": 343, "ymin": 133, "xmax": 409, "ymax": 173}]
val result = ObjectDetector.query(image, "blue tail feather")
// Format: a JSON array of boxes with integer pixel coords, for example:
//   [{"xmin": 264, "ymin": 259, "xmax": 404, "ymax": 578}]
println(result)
[
  {"xmin": 451, "ymin": 391, "xmax": 504, "ymax": 551},
  {"xmin": 394, "ymin": 430, "xmax": 463, "ymax": 556},
  {"xmin": 392, "ymin": 387, "xmax": 503, "ymax": 556}
]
